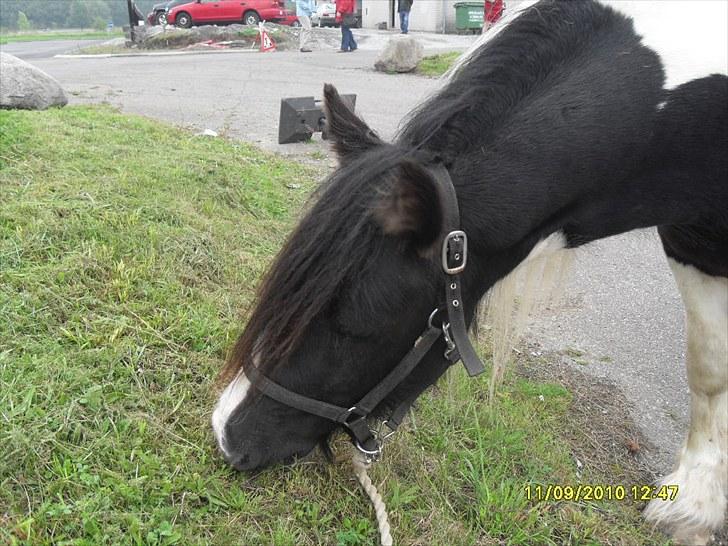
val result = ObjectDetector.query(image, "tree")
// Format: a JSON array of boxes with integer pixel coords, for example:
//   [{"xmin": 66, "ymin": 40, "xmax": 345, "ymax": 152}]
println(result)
[
  {"xmin": 17, "ymin": 11, "xmax": 31, "ymax": 30},
  {"xmin": 92, "ymin": 16, "xmax": 107, "ymax": 31}
]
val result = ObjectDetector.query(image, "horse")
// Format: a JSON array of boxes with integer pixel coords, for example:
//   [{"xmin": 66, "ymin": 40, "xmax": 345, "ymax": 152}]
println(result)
[{"xmin": 212, "ymin": 1, "xmax": 728, "ymax": 543}]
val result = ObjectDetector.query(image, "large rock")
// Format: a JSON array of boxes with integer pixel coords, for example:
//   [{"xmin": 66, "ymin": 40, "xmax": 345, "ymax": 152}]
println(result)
[
  {"xmin": 0, "ymin": 53, "xmax": 68, "ymax": 110},
  {"xmin": 374, "ymin": 35, "xmax": 424, "ymax": 73}
]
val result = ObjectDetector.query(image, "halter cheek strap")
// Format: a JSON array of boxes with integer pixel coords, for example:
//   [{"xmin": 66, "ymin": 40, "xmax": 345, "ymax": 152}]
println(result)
[{"xmin": 245, "ymin": 161, "xmax": 485, "ymax": 460}]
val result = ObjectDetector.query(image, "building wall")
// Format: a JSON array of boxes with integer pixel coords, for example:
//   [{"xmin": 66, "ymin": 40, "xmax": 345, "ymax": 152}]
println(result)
[
  {"xmin": 362, "ymin": 0, "xmax": 462, "ymax": 33},
  {"xmin": 359, "ymin": 0, "xmax": 533, "ymax": 33}
]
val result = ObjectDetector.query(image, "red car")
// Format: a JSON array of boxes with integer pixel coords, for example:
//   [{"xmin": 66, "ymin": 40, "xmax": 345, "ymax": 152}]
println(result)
[{"xmin": 169, "ymin": 0, "xmax": 287, "ymax": 28}]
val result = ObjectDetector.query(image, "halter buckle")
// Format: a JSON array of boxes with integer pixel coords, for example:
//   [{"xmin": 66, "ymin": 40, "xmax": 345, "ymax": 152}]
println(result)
[{"xmin": 442, "ymin": 231, "xmax": 467, "ymax": 275}]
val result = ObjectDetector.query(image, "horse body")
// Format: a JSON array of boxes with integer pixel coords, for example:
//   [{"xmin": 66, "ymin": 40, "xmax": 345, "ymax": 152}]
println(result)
[{"xmin": 214, "ymin": 1, "xmax": 727, "ymax": 542}]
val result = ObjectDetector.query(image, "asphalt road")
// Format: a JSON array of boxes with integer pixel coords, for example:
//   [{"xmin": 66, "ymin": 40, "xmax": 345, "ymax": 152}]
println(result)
[
  {"xmin": 0, "ymin": 38, "xmax": 106, "ymax": 60},
  {"xmin": 4, "ymin": 36, "xmax": 689, "ymax": 476}
]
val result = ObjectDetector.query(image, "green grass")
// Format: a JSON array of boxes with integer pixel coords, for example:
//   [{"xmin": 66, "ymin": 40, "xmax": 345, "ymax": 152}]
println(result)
[
  {"xmin": 1, "ymin": 106, "xmax": 668, "ymax": 545},
  {"xmin": 0, "ymin": 29, "xmax": 123, "ymax": 45},
  {"xmin": 417, "ymin": 51, "xmax": 463, "ymax": 77}
]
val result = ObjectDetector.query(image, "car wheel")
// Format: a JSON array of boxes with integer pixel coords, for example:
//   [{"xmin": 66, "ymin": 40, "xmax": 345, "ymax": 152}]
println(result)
[
  {"xmin": 156, "ymin": 12, "xmax": 167, "ymax": 26},
  {"xmin": 291, "ymin": 20, "xmax": 301, "ymax": 28},
  {"xmin": 176, "ymin": 11, "xmax": 192, "ymax": 28},
  {"xmin": 243, "ymin": 11, "xmax": 260, "ymax": 25}
]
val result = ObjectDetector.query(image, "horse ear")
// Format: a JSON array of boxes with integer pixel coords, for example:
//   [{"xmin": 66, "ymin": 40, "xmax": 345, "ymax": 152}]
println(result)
[
  {"xmin": 323, "ymin": 83, "xmax": 382, "ymax": 162},
  {"xmin": 373, "ymin": 160, "xmax": 444, "ymax": 252}
]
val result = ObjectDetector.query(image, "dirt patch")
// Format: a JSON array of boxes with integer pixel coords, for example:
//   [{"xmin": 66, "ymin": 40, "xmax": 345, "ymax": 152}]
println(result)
[{"xmin": 516, "ymin": 342, "xmax": 728, "ymax": 545}]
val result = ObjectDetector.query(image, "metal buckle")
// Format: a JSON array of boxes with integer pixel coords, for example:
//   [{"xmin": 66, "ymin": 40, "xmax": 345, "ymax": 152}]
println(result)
[{"xmin": 442, "ymin": 231, "xmax": 467, "ymax": 275}]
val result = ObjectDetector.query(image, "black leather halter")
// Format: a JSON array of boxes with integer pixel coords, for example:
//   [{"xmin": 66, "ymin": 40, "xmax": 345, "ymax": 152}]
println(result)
[{"xmin": 244, "ymin": 162, "xmax": 485, "ymax": 460}]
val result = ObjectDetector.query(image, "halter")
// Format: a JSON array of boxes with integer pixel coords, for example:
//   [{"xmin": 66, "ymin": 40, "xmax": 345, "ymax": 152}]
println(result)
[{"xmin": 244, "ymin": 162, "xmax": 485, "ymax": 461}]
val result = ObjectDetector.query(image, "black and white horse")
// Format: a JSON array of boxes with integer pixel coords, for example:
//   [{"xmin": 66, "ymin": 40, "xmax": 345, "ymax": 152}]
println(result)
[{"xmin": 213, "ymin": 1, "xmax": 727, "ymax": 543}]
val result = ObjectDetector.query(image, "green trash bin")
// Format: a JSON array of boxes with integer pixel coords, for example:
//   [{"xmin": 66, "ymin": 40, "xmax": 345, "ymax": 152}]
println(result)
[{"xmin": 454, "ymin": 2, "xmax": 484, "ymax": 33}]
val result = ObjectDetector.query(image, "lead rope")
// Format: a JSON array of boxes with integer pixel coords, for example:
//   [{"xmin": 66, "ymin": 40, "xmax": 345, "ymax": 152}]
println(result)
[{"xmin": 351, "ymin": 451, "xmax": 393, "ymax": 546}]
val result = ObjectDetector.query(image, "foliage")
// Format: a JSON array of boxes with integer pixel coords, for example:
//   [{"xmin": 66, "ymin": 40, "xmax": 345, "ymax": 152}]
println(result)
[
  {"xmin": 0, "ymin": 0, "xmax": 157, "ymax": 30},
  {"xmin": 92, "ymin": 16, "xmax": 108, "ymax": 31},
  {"xmin": 0, "ymin": 106, "xmax": 668, "ymax": 545},
  {"xmin": 16, "ymin": 11, "xmax": 31, "ymax": 31}
]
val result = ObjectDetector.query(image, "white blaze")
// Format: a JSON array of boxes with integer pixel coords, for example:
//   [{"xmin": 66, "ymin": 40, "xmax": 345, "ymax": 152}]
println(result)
[{"xmin": 211, "ymin": 370, "xmax": 252, "ymax": 457}]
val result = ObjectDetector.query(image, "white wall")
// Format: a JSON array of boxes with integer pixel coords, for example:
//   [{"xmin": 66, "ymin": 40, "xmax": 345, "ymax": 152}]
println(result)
[
  {"xmin": 362, "ymin": 0, "xmax": 536, "ymax": 32},
  {"xmin": 362, "ymin": 0, "xmax": 459, "ymax": 33}
]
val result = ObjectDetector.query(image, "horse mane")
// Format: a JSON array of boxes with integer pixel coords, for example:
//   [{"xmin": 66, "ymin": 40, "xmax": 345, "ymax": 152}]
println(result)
[
  {"xmin": 398, "ymin": 0, "xmax": 635, "ymax": 154},
  {"xmin": 218, "ymin": 147, "xmax": 409, "ymax": 384}
]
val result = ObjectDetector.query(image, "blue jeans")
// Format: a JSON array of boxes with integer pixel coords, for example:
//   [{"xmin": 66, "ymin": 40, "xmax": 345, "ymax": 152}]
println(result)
[
  {"xmin": 341, "ymin": 23, "xmax": 357, "ymax": 51},
  {"xmin": 399, "ymin": 10, "xmax": 409, "ymax": 33}
]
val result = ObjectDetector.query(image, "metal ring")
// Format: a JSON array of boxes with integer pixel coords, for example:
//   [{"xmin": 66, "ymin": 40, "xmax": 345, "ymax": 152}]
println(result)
[
  {"xmin": 355, "ymin": 439, "xmax": 382, "ymax": 457},
  {"xmin": 427, "ymin": 307, "xmax": 442, "ymax": 329}
]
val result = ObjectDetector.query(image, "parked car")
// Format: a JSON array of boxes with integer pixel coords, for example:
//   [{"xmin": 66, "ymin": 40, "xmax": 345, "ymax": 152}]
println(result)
[
  {"xmin": 310, "ymin": 0, "xmax": 361, "ymax": 28},
  {"xmin": 278, "ymin": 10, "xmax": 300, "ymax": 27},
  {"xmin": 146, "ymin": 0, "xmax": 190, "ymax": 26},
  {"xmin": 168, "ymin": 0, "xmax": 288, "ymax": 28},
  {"xmin": 311, "ymin": 2, "xmax": 336, "ymax": 27}
]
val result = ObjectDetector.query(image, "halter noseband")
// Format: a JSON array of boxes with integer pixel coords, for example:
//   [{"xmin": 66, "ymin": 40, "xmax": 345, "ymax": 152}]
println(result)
[{"xmin": 244, "ymin": 162, "xmax": 485, "ymax": 461}]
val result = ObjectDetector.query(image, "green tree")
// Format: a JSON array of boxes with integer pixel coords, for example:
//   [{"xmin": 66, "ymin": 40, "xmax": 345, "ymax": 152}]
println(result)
[
  {"xmin": 92, "ymin": 16, "xmax": 107, "ymax": 31},
  {"xmin": 17, "ymin": 11, "xmax": 32, "ymax": 30}
]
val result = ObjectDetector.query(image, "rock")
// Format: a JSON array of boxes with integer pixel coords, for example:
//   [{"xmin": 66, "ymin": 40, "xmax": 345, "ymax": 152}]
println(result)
[
  {"xmin": 0, "ymin": 53, "xmax": 68, "ymax": 110},
  {"xmin": 374, "ymin": 35, "xmax": 424, "ymax": 73}
]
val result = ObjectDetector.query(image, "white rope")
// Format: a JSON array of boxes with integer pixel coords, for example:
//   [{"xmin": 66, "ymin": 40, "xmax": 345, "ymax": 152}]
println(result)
[{"xmin": 352, "ymin": 452, "xmax": 394, "ymax": 546}]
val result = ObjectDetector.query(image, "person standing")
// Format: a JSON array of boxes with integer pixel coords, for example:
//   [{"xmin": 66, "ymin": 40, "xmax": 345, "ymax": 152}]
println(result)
[
  {"xmin": 398, "ymin": 0, "xmax": 413, "ymax": 34},
  {"xmin": 483, "ymin": 0, "xmax": 504, "ymax": 33},
  {"xmin": 296, "ymin": 0, "xmax": 315, "ymax": 52},
  {"xmin": 336, "ymin": 0, "xmax": 358, "ymax": 52}
]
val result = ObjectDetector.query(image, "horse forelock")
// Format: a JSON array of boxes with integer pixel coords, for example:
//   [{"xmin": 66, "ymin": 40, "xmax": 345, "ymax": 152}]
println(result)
[{"xmin": 218, "ymin": 148, "xmax": 414, "ymax": 386}]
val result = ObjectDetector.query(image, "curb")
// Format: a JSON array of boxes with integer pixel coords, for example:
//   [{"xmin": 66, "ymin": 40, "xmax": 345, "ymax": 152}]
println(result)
[{"xmin": 55, "ymin": 48, "xmax": 265, "ymax": 59}]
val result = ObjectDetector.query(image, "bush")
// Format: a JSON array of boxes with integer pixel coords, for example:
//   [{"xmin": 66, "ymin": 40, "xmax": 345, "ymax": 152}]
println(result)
[
  {"xmin": 17, "ymin": 11, "xmax": 32, "ymax": 31},
  {"xmin": 92, "ymin": 16, "xmax": 107, "ymax": 31}
]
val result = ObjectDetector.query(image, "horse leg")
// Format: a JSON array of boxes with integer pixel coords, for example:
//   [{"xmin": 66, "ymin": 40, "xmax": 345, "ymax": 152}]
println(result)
[{"xmin": 644, "ymin": 231, "xmax": 727, "ymax": 545}]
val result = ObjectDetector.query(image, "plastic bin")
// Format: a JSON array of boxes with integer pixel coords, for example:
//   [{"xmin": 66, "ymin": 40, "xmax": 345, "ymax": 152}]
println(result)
[{"xmin": 454, "ymin": 2, "xmax": 484, "ymax": 32}]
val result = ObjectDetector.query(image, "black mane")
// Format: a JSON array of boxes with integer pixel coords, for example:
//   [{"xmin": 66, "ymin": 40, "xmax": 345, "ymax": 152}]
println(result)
[{"xmin": 398, "ymin": 1, "xmax": 655, "ymax": 155}]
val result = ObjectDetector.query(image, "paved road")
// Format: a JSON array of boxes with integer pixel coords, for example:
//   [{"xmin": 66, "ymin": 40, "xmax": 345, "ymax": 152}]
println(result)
[
  {"xmin": 5, "ymin": 36, "xmax": 689, "ymax": 476},
  {"xmin": 0, "ymin": 38, "xmax": 105, "ymax": 60}
]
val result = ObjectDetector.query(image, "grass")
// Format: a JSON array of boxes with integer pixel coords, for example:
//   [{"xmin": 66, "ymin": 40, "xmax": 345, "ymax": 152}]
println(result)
[
  {"xmin": 0, "ymin": 106, "xmax": 669, "ymax": 545},
  {"xmin": 417, "ymin": 51, "xmax": 463, "ymax": 77},
  {"xmin": 0, "ymin": 29, "xmax": 123, "ymax": 45}
]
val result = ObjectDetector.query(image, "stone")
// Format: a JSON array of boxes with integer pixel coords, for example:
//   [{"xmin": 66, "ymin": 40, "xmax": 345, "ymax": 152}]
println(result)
[
  {"xmin": 374, "ymin": 35, "xmax": 424, "ymax": 73},
  {"xmin": 0, "ymin": 53, "xmax": 68, "ymax": 110}
]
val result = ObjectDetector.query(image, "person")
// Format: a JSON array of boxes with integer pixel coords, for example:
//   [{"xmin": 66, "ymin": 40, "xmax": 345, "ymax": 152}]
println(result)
[
  {"xmin": 398, "ymin": 0, "xmax": 413, "ymax": 34},
  {"xmin": 483, "ymin": 0, "xmax": 504, "ymax": 33},
  {"xmin": 296, "ymin": 0, "xmax": 315, "ymax": 52},
  {"xmin": 336, "ymin": 0, "xmax": 357, "ymax": 52}
]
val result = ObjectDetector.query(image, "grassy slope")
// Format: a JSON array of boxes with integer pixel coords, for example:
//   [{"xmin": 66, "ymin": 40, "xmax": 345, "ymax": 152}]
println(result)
[{"xmin": 0, "ymin": 107, "xmax": 667, "ymax": 545}]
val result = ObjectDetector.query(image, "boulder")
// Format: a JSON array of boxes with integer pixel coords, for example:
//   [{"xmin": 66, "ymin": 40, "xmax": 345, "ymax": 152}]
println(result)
[
  {"xmin": 0, "ymin": 53, "xmax": 68, "ymax": 110},
  {"xmin": 374, "ymin": 35, "xmax": 424, "ymax": 73}
]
